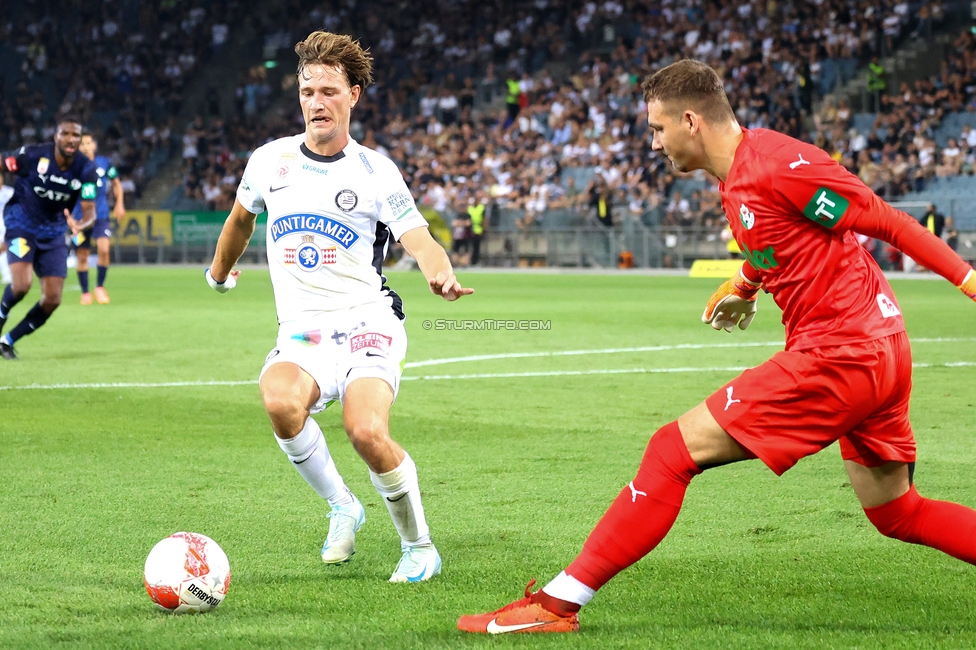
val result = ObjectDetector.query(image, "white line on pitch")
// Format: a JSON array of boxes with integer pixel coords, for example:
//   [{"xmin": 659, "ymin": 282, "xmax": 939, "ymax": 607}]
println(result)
[
  {"xmin": 2, "ymin": 360, "xmax": 974, "ymax": 391},
  {"xmin": 402, "ymin": 361, "xmax": 976, "ymax": 381},
  {"xmin": 403, "ymin": 337, "xmax": 976, "ymax": 369},
  {"xmin": 0, "ymin": 380, "xmax": 258, "ymax": 391}
]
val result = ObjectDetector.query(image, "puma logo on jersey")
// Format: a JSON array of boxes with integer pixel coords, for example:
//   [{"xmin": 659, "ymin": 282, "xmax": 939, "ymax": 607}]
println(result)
[
  {"xmin": 789, "ymin": 154, "xmax": 810, "ymax": 170},
  {"xmin": 725, "ymin": 386, "xmax": 741, "ymax": 411}
]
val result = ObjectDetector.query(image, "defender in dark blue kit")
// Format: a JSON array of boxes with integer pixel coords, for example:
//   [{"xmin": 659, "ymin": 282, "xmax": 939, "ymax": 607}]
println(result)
[
  {"xmin": 71, "ymin": 132, "xmax": 125, "ymax": 305},
  {"xmin": 0, "ymin": 117, "xmax": 98, "ymax": 359}
]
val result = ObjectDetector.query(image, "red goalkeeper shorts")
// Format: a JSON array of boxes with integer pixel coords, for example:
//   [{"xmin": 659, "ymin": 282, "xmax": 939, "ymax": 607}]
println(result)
[{"xmin": 706, "ymin": 332, "xmax": 915, "ymax": 475}]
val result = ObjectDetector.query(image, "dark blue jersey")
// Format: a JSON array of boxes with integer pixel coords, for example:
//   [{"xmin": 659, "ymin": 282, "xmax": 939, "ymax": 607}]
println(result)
[
  {"xmin": 2, "ymin": 143, "xmax": 98, "ymax": 239},
  {"xmin": 72, "ymin": 155, "xmax": 117, "ymax": 222}
]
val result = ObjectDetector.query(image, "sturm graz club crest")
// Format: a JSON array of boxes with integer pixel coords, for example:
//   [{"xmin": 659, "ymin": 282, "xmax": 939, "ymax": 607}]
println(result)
[{"xmin": 335, "ymin": 189, "xmax": 358, "ymax": 212}]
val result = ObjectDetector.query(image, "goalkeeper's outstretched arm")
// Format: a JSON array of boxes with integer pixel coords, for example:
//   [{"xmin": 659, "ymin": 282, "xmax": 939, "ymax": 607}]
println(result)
[{"xmin": 848, "ymin": 196, "xmax": 976, "ymax": 301}]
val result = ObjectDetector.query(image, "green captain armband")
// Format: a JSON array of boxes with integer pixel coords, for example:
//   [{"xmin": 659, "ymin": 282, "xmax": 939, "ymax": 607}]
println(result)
[
  {"xmin": 80, "ymin": 183, "xmax": 97, "ymax": 200},
  {"xmin": 802, "ymin": 187, "xmax": 849, "ymax": 228}
]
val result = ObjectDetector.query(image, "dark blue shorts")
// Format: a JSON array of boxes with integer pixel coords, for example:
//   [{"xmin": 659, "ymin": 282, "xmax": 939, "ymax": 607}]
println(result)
[
  {"xmin": 73, "ymin": 219, "xmax": 112, "ymax": 250},
  {"xmin": 5, "ymin": 228, "xmax": 69, "ymax": 279}
]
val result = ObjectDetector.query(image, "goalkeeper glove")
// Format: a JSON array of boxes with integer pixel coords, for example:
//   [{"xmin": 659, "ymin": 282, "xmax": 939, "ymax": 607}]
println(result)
[
  {"xmin": 959, "ymin": 269, "xmax": 976, "ymax": 301},
  {"xmin": 205, "ymin": 267, "xmax": 237, "ymax": 293},
  {"xmin": 702, "ymin": 266, "xmax": 762, "ymax": 332}
]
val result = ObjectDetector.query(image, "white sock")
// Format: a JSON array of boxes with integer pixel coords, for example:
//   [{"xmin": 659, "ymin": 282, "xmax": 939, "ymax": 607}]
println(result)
[
  {"xmin": 369, "ymin": 452, "xmax": 431, "ymax": 546},
  {"xmin": 276, "ymin": 417, "xmax": 348, "ymax": 503},
  {"xmin": 542, "ymin": 571, "xmax": 595, "ymax": 607},
  {"xmin": 0, "ymin": 254, "xmax": 9, "ymax": 285}
]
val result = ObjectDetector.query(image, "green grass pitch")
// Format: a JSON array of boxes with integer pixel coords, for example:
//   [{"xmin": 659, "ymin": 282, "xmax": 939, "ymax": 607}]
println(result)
[{"xmin": 1, "ymin": 267, "xmax": 975, "ymax": 649}]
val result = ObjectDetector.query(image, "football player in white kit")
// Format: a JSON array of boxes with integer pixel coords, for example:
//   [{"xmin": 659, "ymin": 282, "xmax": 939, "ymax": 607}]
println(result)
[{"xmin": 206, "ymin": 31, "xmax": 473, "ymax": 583}]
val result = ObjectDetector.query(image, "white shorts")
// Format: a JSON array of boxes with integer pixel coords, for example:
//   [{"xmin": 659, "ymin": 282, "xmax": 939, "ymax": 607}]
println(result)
[{"xmin": 259, "ymin": 304, "xmax": 407, "ymax": 414}]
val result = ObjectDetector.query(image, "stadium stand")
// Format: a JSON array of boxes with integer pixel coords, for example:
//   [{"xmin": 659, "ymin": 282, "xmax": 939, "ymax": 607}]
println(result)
[{"xmin": 3, "ymin": 0, "xmax": 973, "ymax": 266}]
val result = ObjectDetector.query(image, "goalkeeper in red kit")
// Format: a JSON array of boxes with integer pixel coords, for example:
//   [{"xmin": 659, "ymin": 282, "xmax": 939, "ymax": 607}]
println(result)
[{"xmin": 458, "ymin": 59, "xmax": 976, "ymax": 635}]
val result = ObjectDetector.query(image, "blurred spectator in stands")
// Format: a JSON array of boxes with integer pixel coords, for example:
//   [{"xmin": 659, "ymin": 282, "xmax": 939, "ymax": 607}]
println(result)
[
  {"xmin": 202, "ymin": 172, "xmax": 223, "ymax": 211},
  {"xmin": 480, "ymin": 62, "xmax": 499, "ymax": 104},
  {"xmin": 836, "ymin": 99, "xmax": 852, "ymax": 129},
  {"xmin": 867, "ymin": 57, "xmax": 887, "ymax": 111},
  {"xmin": 450, "ymin": 205, "xmax": 471, "ymax": 267},
  {"xmin": 936, "ymin": 138, "xmax": 963, "ymax": 177},
  {"xmin": 944, "ymin": 216, "xmax": 959, "ymax": 252},
  {"xmin": 664, "ymin": 191, "xmax": 689, "ymax": 227},
  {"xmin": 921, "ymin": 204, "xmax": 946, "ymax": 239},
  {"xmin": 467, "ymin": 193, "xmax": 487, "ymax": 266},
  {"xmin": 589, "ymin": 177, "xmax": 614, "ymax": 228},
  {"xmin": 505, "ymin": 76, "xmax": 521, "ymax": 128},
  {"xmin": 551, "ymin": 177, "xmax": 582, "ymax": 210}
]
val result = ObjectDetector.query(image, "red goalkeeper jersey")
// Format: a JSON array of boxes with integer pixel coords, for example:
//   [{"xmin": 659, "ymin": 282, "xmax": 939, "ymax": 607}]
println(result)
[{"xmin": 719, "ymin": 128, "xmax": 970, "ymax": 351}]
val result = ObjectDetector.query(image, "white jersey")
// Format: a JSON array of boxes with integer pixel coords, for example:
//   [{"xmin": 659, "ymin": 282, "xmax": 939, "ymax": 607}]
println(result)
[{"xmin": 237, "ymin": 135, "xmax": 428, "ymax": 324}]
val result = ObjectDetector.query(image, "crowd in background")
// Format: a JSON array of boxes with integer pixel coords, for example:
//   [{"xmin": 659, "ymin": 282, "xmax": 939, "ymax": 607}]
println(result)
[
  {"xmin": 3, "ymin": 0, "xmax": 974, "ymax": 245},
  {"xmin": 810, "ymin": 27, "xmax": 976, "ymax": 199},
  {"xmin": 178, "ymin": 0, "xmax": 967, "ymax": 241},
  {"xmin": 1, "ymin": 0, "xmax": 239, "ymax": 203}
]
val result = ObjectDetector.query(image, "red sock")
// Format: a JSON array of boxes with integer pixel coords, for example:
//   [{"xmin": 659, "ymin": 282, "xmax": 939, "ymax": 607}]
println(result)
[
  {"xmin": 864, "ymin": 484, "xmax": 976, "ymax": 563},
  {"xmin": 565, "ymin": 421, "xmax": 701, "ymax": 591}
]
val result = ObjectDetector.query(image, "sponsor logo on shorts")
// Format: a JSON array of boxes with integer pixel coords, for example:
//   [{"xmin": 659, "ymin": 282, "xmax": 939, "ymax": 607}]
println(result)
[
  {"xmin": 330, "ymin": 322, "xmax": 367, "ymax": 345},
  {"xmin": 8, "ymin": 237, "xmax": 30, "ymax": 258},
  {"xmin": 350, "ymin": 332, "xmax": 392, "ymax": 354},
  {"xmin": 289, "ymin": 330, "xmax": 322, "ymax": 346}
]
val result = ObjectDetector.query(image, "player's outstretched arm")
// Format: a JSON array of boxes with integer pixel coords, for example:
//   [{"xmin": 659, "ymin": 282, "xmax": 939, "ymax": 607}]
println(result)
[
  {"xmin": 846, "ymin": 197, "xmax": 976, "ymax": 301},
  {"xmin": 399, "ymin": 227, "xmax": 474, "ymax": 301},
  {"xmin": 207, "ymin": 199, "xmax": 257, "ymax": 293},
  {"xmin": 702, "ymin": 262, "xmax": 762, "ymax": 332}
]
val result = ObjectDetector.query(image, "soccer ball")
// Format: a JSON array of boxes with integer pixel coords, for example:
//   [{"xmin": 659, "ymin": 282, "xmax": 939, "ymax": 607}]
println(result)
[{"xmin": 143, "ymin": 532, "xmax": 231, "ymax": 613}]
